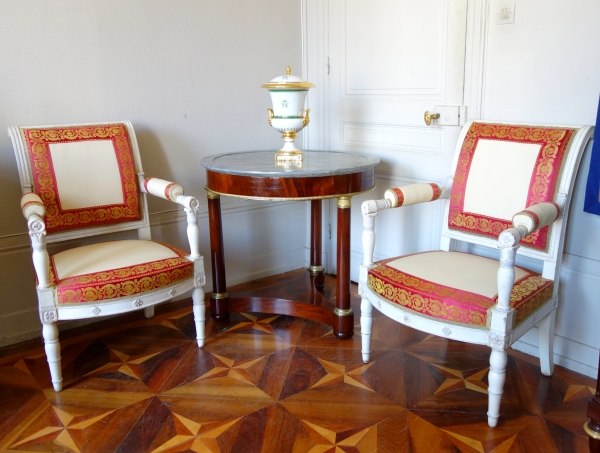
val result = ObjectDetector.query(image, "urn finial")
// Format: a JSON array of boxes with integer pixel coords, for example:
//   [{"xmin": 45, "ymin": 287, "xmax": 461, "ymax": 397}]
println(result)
[{"xmin": 286, "ymin": 66, "xmax": 291, "ymax": 75}]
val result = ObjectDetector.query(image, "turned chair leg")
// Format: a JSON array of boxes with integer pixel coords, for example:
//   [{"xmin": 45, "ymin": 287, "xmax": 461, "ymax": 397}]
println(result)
[
  {"xmin": 487, "ymin": 348, "xmax": 507, "ymax": 427},
  {"xmin": 144, "ymin": 306, "xmax": 155, "ymax": 319},
  {"xmin": 537, "ymin": 310, "xmax": 556, "ymax": 376},
  {"xmin": 43, "ymin": 323, "xmax": 62, "ymax": 392},
  {"xmin": 360, "ymin": 296, "xmax": 373, "ymax": 363},
  {"xmin": 192, "ymin": 287, "xmax": 205, "ymax": 347}
]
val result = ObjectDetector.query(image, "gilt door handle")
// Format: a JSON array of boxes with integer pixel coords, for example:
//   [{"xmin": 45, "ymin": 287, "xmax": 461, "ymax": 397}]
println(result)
[{"xmin": 424, "ymin": 111, "xmax": 440, "ymax": 126}]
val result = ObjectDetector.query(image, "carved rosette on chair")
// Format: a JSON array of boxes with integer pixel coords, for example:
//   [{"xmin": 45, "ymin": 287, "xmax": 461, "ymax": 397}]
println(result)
[
  {"xmin": 261, "ymin": 66, "xmax": 315, "ymax": 162},
  {"xmin": 9, "ymin": 122, "xmax": 207, "ymax": 392},
  {"xmin": 358, "ymin": 121, "xmax": 593, "ymax": 428}
]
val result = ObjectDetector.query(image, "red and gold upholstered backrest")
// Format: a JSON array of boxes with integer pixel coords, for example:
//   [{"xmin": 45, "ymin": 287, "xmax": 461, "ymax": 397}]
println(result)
[
  {"xmin": 447, "ymin": 122, "xmax": 577, "ymax": 252},
  {"xmin": 21, "ymin": 124, "xmax": 142, "ymax": 234}
]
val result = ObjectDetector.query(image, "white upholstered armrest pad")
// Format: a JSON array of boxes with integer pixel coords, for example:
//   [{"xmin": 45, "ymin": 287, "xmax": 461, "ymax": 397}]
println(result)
[
  {"xmin": 52, "ymin": 240, "xmax": 180, "ymax": 279},
  {"xmin": 384, "ymin": 183, "xmax": 441, "ymax": 208},
  {"xmin": 143, "ymin": 177, "xmax": 184, "ymax": 202},
  {"xmin": 512, "ymin": 202, "xmax": 560, "ymax": 235},
  {"xmin": 21, "ymin": 193, "xmax": 45, "ymax": 219}
]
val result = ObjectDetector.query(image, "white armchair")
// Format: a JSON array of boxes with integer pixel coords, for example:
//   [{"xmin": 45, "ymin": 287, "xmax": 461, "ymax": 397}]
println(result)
[
  {"xmin": 358, "ymin": 121, "xmax": 593, "ymax": 427},
  {"xmin": 9, "ymin": 121, "xmax": 206, "ymax": 392}
]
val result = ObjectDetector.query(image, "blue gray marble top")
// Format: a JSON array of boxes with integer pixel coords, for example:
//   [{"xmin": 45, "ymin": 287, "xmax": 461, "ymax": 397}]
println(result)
[{"xmin": 201, "ymin": 150, "xmax": 380, "ymax": 177}]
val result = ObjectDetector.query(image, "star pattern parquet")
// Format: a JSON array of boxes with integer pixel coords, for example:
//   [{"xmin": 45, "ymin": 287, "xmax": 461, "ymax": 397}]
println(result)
[{"xmin": 0, "ymin": 270, "xmax": 594, "ymax": 452}]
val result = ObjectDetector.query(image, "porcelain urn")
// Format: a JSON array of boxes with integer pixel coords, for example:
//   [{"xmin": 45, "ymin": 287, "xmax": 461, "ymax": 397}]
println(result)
[{"xmin": 261, "ymin": 66, "xmax": 315, "ymax": 161}]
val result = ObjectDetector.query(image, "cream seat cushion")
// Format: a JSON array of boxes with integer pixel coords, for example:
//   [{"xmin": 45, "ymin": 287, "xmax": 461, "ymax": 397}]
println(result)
[
  {"xmin": 50, "ymin": 240, "xmax": 193, "ymax": 304},
  {"xmin": 367, "ymin": 251, "xmax": 553, "ymax": 328}
]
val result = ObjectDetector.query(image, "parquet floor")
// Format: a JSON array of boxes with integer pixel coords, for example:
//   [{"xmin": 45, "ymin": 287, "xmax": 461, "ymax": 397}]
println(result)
[{"xmin": 0, "ymin": 270, "xmax": 595, "ymax": 452}]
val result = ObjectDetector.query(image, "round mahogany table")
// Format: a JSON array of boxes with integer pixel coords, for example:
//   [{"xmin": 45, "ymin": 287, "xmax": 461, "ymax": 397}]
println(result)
[{"xmin": 201, "ymin": 150, "xmax": 380, "ymax": 338}]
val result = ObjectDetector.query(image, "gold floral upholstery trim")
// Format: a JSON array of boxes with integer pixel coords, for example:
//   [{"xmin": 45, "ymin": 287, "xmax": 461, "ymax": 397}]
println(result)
[
  {"xmin": 430, "ymin": 183, "xmax": 442, "ymax": 201},
  {"xmin": 390, "ymin": 188, "xmax": 404, "ymax": 207},
  {"xmin": 448, "ymin": 123, "xmax": 575, "ymax": 251},
  {"xmin": 367, "ymin": 257, "xmax": 553, "ymax": 328},
  {"xmin": 50, "ymin": 242, "xmax": 192, "ymax": 304},
  {"xmin": 503, "ymin": 275, "xmax": 554, "ymax": 327},
  {"xmin": 23, "ymin": 124, "xmax": 141, "ymax": 234}
]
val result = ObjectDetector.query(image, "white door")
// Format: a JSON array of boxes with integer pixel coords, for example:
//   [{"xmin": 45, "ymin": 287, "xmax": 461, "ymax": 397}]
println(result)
[{"xmin": 324, "ymin": 0, "xmax": 469, "ymax": 279}]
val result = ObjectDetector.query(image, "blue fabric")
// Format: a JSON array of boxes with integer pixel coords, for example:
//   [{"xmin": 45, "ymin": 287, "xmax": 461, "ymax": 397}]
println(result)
[{"xmin": 583, "ymin": 97, "xmax": 600, "ymax": 214}]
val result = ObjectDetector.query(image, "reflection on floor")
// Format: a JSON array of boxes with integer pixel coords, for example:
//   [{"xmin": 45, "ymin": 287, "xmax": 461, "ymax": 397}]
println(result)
[{"xmin": 0, "ymin": 270, "xmax": 594, "ymax": 453}]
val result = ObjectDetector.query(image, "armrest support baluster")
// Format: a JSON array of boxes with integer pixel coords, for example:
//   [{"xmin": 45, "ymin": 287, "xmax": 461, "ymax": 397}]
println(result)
[
  {"xmin": 21, "ymin": 193, "xmax": 50, "ymax": 288},
  {"xmin": 495, "ymin": 202, "xmax": 561, "ymax": 311},
  {"xmin": 143, "ymin": 177, "xmax": 201, "ymax": 259}
]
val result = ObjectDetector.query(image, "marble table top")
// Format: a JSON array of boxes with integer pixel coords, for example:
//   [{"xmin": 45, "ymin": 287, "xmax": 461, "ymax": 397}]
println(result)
[{"xmin": 201, "ymin": 150, "xmax": 380, "ymax": 178}]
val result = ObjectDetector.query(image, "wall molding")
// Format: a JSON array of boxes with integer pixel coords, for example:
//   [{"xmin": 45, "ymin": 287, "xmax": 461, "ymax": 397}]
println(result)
[
  {"xmin": 463, "ymin": 0, "xmax": 491, "ymax": 120},
  {"xmin": 342, "ymin": 123, "xmax": 444, "ymax": 155}
]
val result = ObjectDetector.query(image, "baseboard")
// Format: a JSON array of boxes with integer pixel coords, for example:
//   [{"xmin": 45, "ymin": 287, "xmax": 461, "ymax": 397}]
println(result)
[
  {"xmin": 512, "ymin": 329, "xmax": 599, "ymax": 379},
  {"xmin": 212, "ymin": 247, "xmax": 308, "ymax": 288}
]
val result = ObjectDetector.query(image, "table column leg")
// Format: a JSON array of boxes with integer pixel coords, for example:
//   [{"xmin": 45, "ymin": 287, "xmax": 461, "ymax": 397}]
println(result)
[
  {"xmin": 334, "ymin": 196, "xmax": 353, "ymax": 338},
  {"xmin": 309, "ymin": 199, "xmax": 325, "ymax": 289},
  {"xmin": 586, "ymin": 352, "xmax": 600, "ymax": 452},
  {"xmin": 207, "ymin": 190, "xmax": 229, "ymax": 320}
]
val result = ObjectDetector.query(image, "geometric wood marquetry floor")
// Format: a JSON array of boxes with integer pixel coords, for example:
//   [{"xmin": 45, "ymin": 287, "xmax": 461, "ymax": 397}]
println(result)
[{"xmin": 0, "ymin": 269, "xmax": 595, "ymax": 452}]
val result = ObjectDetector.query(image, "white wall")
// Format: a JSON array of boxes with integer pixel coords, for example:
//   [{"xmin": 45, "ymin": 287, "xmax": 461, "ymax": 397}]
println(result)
[
  {"xmin": 481, "ymin": 0, "xmax": 600, "ymax": 377},
  {"xmin": 0, "ymin": 0, "xmax": 306, "ymax": 346}
]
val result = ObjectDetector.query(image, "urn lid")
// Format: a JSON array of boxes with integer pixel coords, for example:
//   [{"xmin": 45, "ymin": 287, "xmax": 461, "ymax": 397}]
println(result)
[{"xmin": 261, "ymin": 66, "xmax": 315, "ymax": 90}]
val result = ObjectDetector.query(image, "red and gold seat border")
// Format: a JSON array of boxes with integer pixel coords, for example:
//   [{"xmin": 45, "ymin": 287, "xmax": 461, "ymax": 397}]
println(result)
[
  {"xmin": 448, "ymin": 123, "xmax": 575, "ymax": 251},
  {"xmin": 23, "ymin": 124, "xmax": 141, "ymax": 234},
  {"xmin": 367, "ymin": 255, "xmax": 554, "ymax": 329},
  {"xmin": 50, "ymin": 242, "xmax": 193, "ymax": 305}
]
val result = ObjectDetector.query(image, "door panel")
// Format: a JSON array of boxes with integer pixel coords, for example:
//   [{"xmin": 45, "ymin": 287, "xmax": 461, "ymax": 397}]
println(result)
[
  {"xmin": 326, "ymin": 0, "xmax": 468, "ymax": 276},
  {"xmin": 345, "ymin": 0, "xmax": 443, "ymax": 94}
]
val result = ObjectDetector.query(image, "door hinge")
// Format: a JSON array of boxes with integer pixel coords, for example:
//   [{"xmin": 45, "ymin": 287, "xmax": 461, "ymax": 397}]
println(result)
[
  {"xmin": 326, "ymin": 57, "xmax": 330, "ymax": 75},
  {"xmin": 328, "ymin": 223, "xmax": 332, "ymax": 239}
]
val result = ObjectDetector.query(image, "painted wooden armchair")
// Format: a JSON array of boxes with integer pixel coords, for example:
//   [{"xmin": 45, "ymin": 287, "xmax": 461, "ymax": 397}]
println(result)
[
  {"xmin": 359, "ymin": 121, "xmax": 593, "ymax": 427},
  {"xmin": 9, "ymin": 122, "xmax": 206, "ymax": 392}
]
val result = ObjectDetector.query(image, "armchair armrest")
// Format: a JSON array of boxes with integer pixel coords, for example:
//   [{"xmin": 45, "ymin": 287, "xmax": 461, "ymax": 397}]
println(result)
[
  {"xmin": 21, "ymin": 192, "xmax": 46, "ymax": 219},
  {"xmin": 499, "ymin": 202, "xmax": 561, "ymax": 247},
  {"xmin": 512, "ymin": 202, "xmax": 560, "ymax": 236},
  {"xmin": 361, "ymin": 183, "xmax": 443, "ymax": 267},
  {"xmin": 384, "ymin": 183, "xmax": 442, "ymax": 208},
  {"xmin": 362, "ymin": 183, "xmax": 443, "ymax": 215},
  {"xmin": 143, "ymin": 177, "xmax": 201, "ymax": 259},
  {"xmin": 21, "ymin": 193, "xmax": 51, "ymax": 288},
  {"xmin": 143, "ymin": 177, "xmax": 184, "ymax": 202}
]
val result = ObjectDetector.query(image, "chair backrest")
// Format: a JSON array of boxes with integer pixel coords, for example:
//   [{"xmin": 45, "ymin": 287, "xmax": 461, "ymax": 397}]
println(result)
[
  {"xmin": 441, "ymin": 121, "xmax": 593, "ymax": 278},
  {"xmin": 9, "ymin": 121, "xmax": 150, "ymax": 242}
]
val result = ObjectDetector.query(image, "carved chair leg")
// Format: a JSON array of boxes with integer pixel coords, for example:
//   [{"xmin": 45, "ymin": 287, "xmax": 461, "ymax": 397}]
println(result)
[
  {"xmin": 537, "ymin": 310, "xmax": 556, "ymax": 376},
  {"xmin": 192, "ymin": 287, "xmax": 206, "ymax": 348},
  {"xmin": 43, "ymin": 323, "xmax": 62, "ymax": 392},
  {"xmin": 360, "ymin": 295, "xmax": 373, "ymax": 364},
  {"xmin": 144, "ymin": 306, "xmax": 155, "ymax": 319},
  {"xmin": 487, "ymin": 348, "xmax": 507, "ymax": 428}
]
